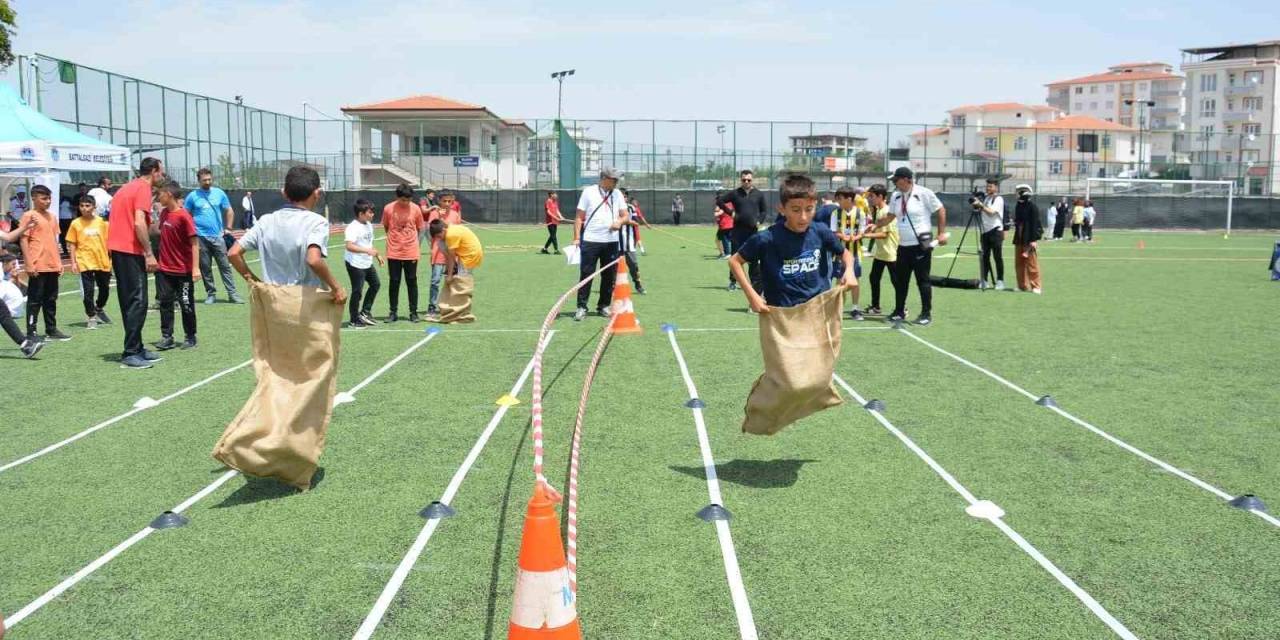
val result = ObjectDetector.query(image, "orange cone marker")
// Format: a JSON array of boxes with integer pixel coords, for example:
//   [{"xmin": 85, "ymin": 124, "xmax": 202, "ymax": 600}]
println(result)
[
  {"xmin": 1136, "ymin": 239, "xmax": 1146, "ymax": 250},
  {"xmin": 508, "ymin": 483, "xmax": 582, "ymax": 639},
  {"xmin": 610, "ymin": 260, "xmax": 642, "ymax": 335}
]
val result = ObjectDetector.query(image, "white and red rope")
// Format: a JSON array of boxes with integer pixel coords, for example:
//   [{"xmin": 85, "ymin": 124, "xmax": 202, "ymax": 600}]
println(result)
[{"xmin": 565, "ymin": 315, "xmax": 615, "ymax": 591}]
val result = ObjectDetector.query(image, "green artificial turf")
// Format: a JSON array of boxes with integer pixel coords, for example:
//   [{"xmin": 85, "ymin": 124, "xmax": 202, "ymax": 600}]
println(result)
[{"xmin": 1, "ymin": 223, "xmax": 1278, "ymax": 638}]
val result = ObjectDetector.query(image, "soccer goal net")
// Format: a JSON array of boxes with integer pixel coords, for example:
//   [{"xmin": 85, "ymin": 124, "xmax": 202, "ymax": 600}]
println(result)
[{"xmin": 1084, "ymin": 178, "xmax": 1236, "ymax": 234}]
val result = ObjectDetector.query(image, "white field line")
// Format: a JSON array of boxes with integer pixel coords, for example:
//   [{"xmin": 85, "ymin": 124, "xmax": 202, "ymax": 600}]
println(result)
[
  {"xmin": 661, "ymin": 326, "xmax": 892, "ymax": 333},
  {"xmin": 664, "ymin": 329, "xmax": 759, "ymax": 640},
  {"xmin": 4, "ymin": 331, "xmax": 439, "ymax": 630},
  {"xmin": 342, "ymin": 328, "xmax": 542, "ymax": 334},
  {"xmin": 895, "ymin": 327, "xmax": 1280, "ymax": 529},
  {"xmin": 0, "ymin": 359, "xmax": 253, "ymax": 474},
  {"xmin": 832, "ymin": 374, "xmax": 1137, "ymax": 640},
  {"xmin": 56, "ymin": 231, "xmax": 375, "ymax": 297},
  {"xmin": 352, "ymin": 331, "xmax": 556, "ymax": 640}
]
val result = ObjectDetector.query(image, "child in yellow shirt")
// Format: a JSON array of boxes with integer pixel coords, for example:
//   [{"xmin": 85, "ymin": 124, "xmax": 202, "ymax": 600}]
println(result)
[{"xmin": 65, "ymin": 195, "xmax": 113, "ymax": 328}]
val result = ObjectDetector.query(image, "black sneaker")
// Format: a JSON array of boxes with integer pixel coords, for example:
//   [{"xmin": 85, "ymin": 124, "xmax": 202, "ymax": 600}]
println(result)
[
  {"xmin": 348, "ymin": 319, "xmax": 367, "ymax": 329},
  {"xmin": 636, "ymin": 286, "xmax": 647, "ymax": 295},
  {"xmin": 121, "ymin": 354, "xmax": 153, "ymax": 369},
  {"xmin": 539, "ymin": 248, "xmax": 550, "ymax": 254},
  {"xmin": 850, "ymin": 308, "xmax": 864, "ymax": 321},
  {"xmin": 359, "ymin": 312, "xmax": 379, "ymax": 325},
  {"xmin": 180, "ymin": 337, "xmax": 198, "ymax": 349},
  {"xmin": 887, "ymin": 311, "xmax": 906, "ymax": 322},
  {"xmin": 20, "ymin": 338, "xmax": 45, "ymax": 359},
  {"xmin": 45, "ymin": 329, "xmax": 72, "ymax": 342},
  {"xmin": 95, "ymin": 309, "xmax": 113, "ymax": 325},
  {"xmin": 154, "ymin": 337, "xmax": 178, "ymax": 351},
  {"xmin": 387, "ymin": 312, "xmax": 400, "ymax": 323},
  {"xmin": 727, "ymin": 283, "xmax": 738, "ymax": 291},
  {"xmin": 915, "ymin": 314, "xmax": 932, "ymax": 326},
  {"xmin": 141, "ymin": 350, "xmax": 164, "ymax": 362},
  {"xmin": 864, "ymin": 305, "xmax": 881, "ymax": 315},
  {"xmin": 573, "ymin": 307, "xmax": 587, "ymax": 322},
  {"xmin": 229, "ymin": 295, "xmax": 246, "ymax": 304},
  {"xmin": 409, "ymin": 312, "xmax": 422, "ymax": 323}
]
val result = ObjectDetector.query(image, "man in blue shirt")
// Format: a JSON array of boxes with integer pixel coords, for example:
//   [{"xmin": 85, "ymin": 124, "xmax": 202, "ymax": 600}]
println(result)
[
  {"xmin": 184, "ymin": 168, "xmax": 244, "ymax": 304},
  {"xmin": 731, "ymin": 175, "xmax": 856, "ymax": 311}
]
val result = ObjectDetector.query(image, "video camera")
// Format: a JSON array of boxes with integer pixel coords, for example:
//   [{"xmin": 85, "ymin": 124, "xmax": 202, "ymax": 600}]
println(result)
[{"xmin": 968, "ymin": 188, "xmax": 985, "ymax": 209}]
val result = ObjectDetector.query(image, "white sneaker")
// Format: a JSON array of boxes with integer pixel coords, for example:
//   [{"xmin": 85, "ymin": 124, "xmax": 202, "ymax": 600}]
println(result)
[
  {"xmin": 1032, "ymin": 288, "xmax": 1042, "ymax": 295},
  {"xmin": 978, "ymin": 280, "xmax": 988, "ymax": 290},
  {"xmin": 995, "ymin": 280, "xmax": 1006, "ymax": 291},
  {"xmin": 86, "ymin": 316, "xmax": 99, "ymax": 330}
]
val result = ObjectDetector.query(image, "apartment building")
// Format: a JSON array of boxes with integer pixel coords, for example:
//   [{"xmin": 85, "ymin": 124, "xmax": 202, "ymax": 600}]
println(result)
[
  {"xmin": 1046, "ymin": 62, "xmax": 1186, "ymax": 166},
  {"xmin": 1181, "ymin": 40, "xmax": 1280, "ymax": 195}
]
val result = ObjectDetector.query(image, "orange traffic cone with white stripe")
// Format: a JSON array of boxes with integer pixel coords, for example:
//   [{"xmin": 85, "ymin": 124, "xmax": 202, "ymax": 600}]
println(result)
[
  {"xmin": 509, "ymin": 482, "xmax": 582, "ymax": 639},
  {"xmin": 610, "ymin": 260, "xmax": 642, "ymax": 335}
]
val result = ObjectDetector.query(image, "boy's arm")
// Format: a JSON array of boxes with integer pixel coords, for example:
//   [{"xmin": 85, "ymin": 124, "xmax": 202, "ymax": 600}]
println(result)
[
  {"xmin": 440, "ymin": 238, "xmax": 457, "ymax": 276},
  {"xmin": 228, "ymin": 242, "xmax": 259, "ymax": 284},
  {"xmin": 305, "ymin": 245, "xmax": 347, "ymax": 304},
  {"xmin": 190, "ymin": 236, "xmax": 203, "ymax": 280},
  {"xmin": 838, "ymin": 247, "xmax": 857, "ymax": 288},
  {"xmin": 68, "ymin": 241, "xmax": 81, "ymax": 273},
  {"xmin": 728, "ymin": 253, "xmax": 769, "ymax": 314}
]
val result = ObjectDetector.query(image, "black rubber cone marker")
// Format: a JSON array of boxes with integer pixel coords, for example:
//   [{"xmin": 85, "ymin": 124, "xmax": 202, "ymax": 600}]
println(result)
[
  {"xmin": 420, "ymin": 500, "xmax": 457, "ymax": 519},
  {"xmin": 1036, "ymin": 395, "xmax": 1058, "ymax": 408},
  {"xmin": 685, "ymin": 398, "xmax": 706, "ymax": 409},
  {"xmin": 864, "ymin": 399, "xmax": 886, "ymax": 412},
  {"xmin": 1229, "ymin": 494, "xmax": 1267, "ymax": 512},
  {"xmin": 150, "ymin": 510, "xmax": 189, "ymax": 529},
  {"xmin": 697, "ymin": 503, "xmax": 732, "ymax": 522}
]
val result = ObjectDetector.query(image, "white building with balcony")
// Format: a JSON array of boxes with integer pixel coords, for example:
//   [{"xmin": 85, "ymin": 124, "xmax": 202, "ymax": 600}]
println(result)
[
  {"xmin": 341, "ymin": 95, "xmax": 532, "ymax": 189},
  {"xmin": 528, "ymin": 125, "xmax": 603, "ymax": 187},
  {"xmin": 1181, "ymin": 40, "xmax": 1280, "ymax": 195},
  {"xmin": 909, "ymin": 103, "xmax": 1146, "ymax": 193},
  {"xmin": 1046, "ymin": 62, "xmax": 1187, "ymax": 167}
]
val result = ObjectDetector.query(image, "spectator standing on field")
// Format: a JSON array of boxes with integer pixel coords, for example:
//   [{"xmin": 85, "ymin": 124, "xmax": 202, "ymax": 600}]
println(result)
[
  {"xmin": 541, "ymin": 191, "xmax": 564, "ymax": 254},
  {"xmin": 671, "ymin": 194, "xmax": 684, "ymax": 226},
  {"xmin": 154, "ymin": 181, "xmax": 202, "ymax": 351},
  {"xmin": 976, "ymin": 178, "xmax": 1006, "ymax": 290},
  {"xmin": 1011, "ymin": 184, "xmax": 1043, "ymax": 294},
  {"xmin": 241, "ymin": 191, "xmax": 257, "ymax": 229},
  {"xmin": 66, "ymin": 195, "xmax": 114, "ymax": 329},
  {"xmin": 887, "ymin": 166, "xmax": 947, "ymax": 326},
  {"xmin": 185, "ymin": 168, "xmax": 244, "ymax": 304},
  {"xmin": 382, "ymin": 183, "xmax": 425, "ymax": 323},
  {"xmin": 572, "ymin": 167, "xmax": 629, "ymax": 321},
  {"xmin": 1052, "ymin": 197, "xmax": 1067, "ymax": 240},
  {"xmin": 344, "ymin": 200, "xmax": 383, "ymax": 328},
  {"xmin": 714, "ymin": 197, "xmax": 734, "ymax": 258},
  {"xmin": 720, "ymin": 170, "xmax": 768, "ymax": 291},
  {"xmin": 88, "ymin": 177, "xmax": 114, "ymax": 218},
  {"xmin": 109, "ymin": 157, "xmax": 167, "ymax": 369},
  {"xmin": 1083, "ymin": 200, "xmax": 1097, "ymax": 242},
  {"xmin": 20, "ymin": 185, "xmax": 72, "ymax": 342}
]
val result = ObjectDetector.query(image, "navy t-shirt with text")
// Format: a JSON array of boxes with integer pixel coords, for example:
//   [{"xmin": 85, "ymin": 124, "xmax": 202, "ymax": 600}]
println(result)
[{"xmin": 737, "ymin": 221, "xmax": 845, "ymax": 308}]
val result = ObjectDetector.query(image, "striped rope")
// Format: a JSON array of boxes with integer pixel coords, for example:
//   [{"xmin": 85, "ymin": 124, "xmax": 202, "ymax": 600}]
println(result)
[
  {"xmin": 530, "ymin": 256, "xmax": 622, "ymax": 498},
  {"xmin": 565, "ymin": 316, "xmax": 616, "ymax": 591}
]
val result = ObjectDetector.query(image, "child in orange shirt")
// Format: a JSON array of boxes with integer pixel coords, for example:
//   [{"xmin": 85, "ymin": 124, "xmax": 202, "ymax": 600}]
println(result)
[{"xmin": 19, "ymin": 185, "xmax": 71, "ymax": 342}]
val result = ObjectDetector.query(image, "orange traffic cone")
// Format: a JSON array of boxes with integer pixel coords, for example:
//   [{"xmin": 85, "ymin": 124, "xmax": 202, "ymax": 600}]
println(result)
[
  {"xmin": 508, "ymin": 483, "xmax": 582, "ymax": 639},
  {"xmin": 1136, "ymin": 239, "xmax": 1146, "ymax": 250},
  {"xmin": 610, "ymin": 260, "xmax": 642, "ymax": 335}
]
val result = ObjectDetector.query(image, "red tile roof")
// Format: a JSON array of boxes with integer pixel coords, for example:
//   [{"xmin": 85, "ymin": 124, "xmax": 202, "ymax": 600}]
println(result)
[
  {"xmin": 341, "ymin": 95, "xmax": 485, "ymax": 112},
  {"xmin": 947, "ymin": 102, "xmax": 1058, "ymax": 114},
  {"xmin": 1031, "ymin": 115, "xmax": 1135, "ymax": 131},
  {"xmin": 909, "ymin": 127, "xmax": 950, "ymax": 137},
  {"xmin": 1045, "ymin": 70, "xmax": 1182, "ymax": 86}
]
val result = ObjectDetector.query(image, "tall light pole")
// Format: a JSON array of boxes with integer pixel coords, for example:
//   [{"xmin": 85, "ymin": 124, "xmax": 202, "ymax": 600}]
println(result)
[
  {"xmin": 551, "ymin": 69, "xmax": 575, "ymax": 126},
  {"xmin": 1125, "ymin": 99, "xmax": 1155, "ymax": 176}
]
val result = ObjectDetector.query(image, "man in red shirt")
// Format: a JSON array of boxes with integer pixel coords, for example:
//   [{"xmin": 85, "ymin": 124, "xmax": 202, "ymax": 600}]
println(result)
[
  {"xmin": 109, "ymin": 157, "xmax": 167, "ymax": 368},
  {"xmin": 154, "ymin": 181, "xmax": 201, "ymax": 351},
  {"xmin": 423, "ymin": 189, "xmax": 462, "ymax": 320},
  {"xmin": 381, "ymin": 183, "xmax": 425, "ymax": 322},
  {"xmin": 19, "ymin": 185, "xmax": 71, "ymax": 342},
  {"xmin": 540, "ymin": 191, "xmax": 564, "ymax": 255}
]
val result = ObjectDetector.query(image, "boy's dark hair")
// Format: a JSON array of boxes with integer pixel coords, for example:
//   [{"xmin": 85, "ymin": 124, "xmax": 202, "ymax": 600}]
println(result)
[
  {"xmin": 0, "ymin": 252, "xmax": 16, "ymax": 263},
  {"xmin": 778, "ymin": 174, "xmax": 817, "ymax": 205},
  {"xmin": 428, "ymin": 218, "xmax": 446, "ymax": 238},
  {"xmin": 159, "ymin": 180, "xmax": 183, "ymax": 201},
  {"xmin": 834, "ymin": 187, "xmax": 859, "ymax": 199},
  {"xmin": 394, "ymin": 182, "xmax": 414, "ymax": 199},
  {"xmin": 985, "ymin": 178, "xmax": 999, "ymax": 186},
  {"xmin": 30, "ymin": 185, "xmax": 52, "ymax": 197},
  {"xmin": 197, "ymin": 167, "xmax": 214, "ymax": 179},
  {"xmin": 437, "ymin": 189, "xmax": 456, "ymax": 201},
  {"xmin": 139, "ymin": 157, "xmax": 162, "ymax": 176},
  {"xmin": 867, "ymin": 184, "xmax": 889, "ymax": 199},
  {"xmin": 547, "ymin": 190, "xmax": 556, "ymax": 197},
  {"xmin": 76, "ymin": 194, "xmax": 96, "ymax": 209},
  {"xmin": 284, "ymin": 166, "xmax": 321, "ymax": 202},
  {"xmin": 353, "ymin": 199, "xmax": 374, "ymax": 216}
]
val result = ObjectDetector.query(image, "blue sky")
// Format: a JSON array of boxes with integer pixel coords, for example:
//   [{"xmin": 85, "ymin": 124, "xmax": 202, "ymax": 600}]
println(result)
[{"xmin": 5, "ymin": 0, "xmax": 1278, "ymax": 154}]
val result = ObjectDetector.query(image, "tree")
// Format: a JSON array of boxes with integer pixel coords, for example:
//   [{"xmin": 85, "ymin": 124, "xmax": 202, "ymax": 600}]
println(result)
[{"xmin": 0, "ymin": 1, "xmax": 16, "ymax": 69}]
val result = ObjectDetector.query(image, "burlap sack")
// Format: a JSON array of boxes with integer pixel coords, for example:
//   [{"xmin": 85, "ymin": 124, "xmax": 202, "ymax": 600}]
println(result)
[
  {"xmin": 742, "ymin": 286, "xmax": 845, "ymax": 435},
  {"xmin": 437, "ymin": 274, "xmax": 476, "ymax": 324},
  {"xmin": 212, "ymin": 282, "xmax": 342, "ymax": 490}
]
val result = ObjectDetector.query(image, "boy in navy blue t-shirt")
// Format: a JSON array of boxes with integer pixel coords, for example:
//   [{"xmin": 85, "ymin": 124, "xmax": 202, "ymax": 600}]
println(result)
[{"xmin": 730, "ymin": 174, "xmax": 856, "ymax": 313}]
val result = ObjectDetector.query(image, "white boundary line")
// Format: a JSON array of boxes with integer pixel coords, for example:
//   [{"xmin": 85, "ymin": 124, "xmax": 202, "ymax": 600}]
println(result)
[
  {"xmin": 832, "ymin": 374, "xmax": 1137, "ymax": 640},
  {"xmin": 342, "ymin": 328, "xmax": 542, "ymax": 334},
  {"xmin": 352, "ymin": 331, "xmax": 556, "ymax": 640},
  {"xmin": 657, "ymin": 326, "xmax": 892, "ymax": 334},
  {"xmin": 0, "ymin": 359, "xmax": 253, "ymax": 474},
  {"xmin": 3, "ymin": 331, "xmax": 439, "ymax": 630},
  {"xmin": 664, "ymin": 328, "xmax": 759, "ymax": 640},
  {"xmin": 896, "ymin": 328, "xmax": 1280, "ymax": 529}
]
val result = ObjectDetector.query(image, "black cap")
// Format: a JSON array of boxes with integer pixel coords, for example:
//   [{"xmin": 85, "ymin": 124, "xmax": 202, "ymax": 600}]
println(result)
[{"xmin": 891, "ymin": 167, "xmax": 914, "ymax": 181}]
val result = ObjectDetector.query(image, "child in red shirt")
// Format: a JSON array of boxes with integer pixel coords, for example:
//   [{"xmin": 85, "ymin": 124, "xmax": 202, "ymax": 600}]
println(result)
[
  {"xmin": 714, "ymin": 200, "xmax": 735, "ymax": 258},
  {"xmin": 154, "ymin": 181, "xmax": 201, "ymax": 350}
]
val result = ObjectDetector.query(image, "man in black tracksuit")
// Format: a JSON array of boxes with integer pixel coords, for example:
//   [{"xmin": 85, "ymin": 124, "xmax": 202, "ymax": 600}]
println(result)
[{"xmin": 721, "ymin": 170, "xmax": 768, "ymax": 291}]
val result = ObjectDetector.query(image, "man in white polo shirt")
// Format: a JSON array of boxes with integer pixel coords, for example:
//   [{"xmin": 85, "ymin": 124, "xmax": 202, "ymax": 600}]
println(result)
[
  {"xmin": 572, "ymin": 167, "xmax": 629, "ymax": 321},
  {"xmin": 887, "ymin": 166, "xmax": 947, "ymax": 325}
]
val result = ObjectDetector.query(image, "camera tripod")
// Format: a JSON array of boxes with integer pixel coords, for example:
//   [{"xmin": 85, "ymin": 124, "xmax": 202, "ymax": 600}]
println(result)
[{"xmin": 941, "ymin": 209, "xmax": 992, "ymax": 288}]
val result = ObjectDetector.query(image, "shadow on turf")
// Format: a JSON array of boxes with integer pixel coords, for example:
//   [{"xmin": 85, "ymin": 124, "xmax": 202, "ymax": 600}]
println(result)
[
  {"xmin": 670, "ymin": 458, "xmax": 817, "ymax": 489},
  {"xmin": 212, "ymin": 467, "xmax": 326, "ymax": 507}
]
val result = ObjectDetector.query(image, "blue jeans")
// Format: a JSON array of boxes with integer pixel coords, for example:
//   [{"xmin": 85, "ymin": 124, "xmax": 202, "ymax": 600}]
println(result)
[{"xmin": 429, "ymin": 263, "xmax": 469, "ymax": 313}]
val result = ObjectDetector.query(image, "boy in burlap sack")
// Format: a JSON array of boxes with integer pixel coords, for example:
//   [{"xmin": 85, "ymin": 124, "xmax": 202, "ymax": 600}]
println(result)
[
  {"xmin": 728, "ymin": 174, "xmax": 857, "ymax": 435},
  {"xmin": 217, "ymin": 166, "xmax": 347, "ymax": 490},
  {"xmin": 427, "ymin": 218, "xmax": 483, "ymax": 323}
]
